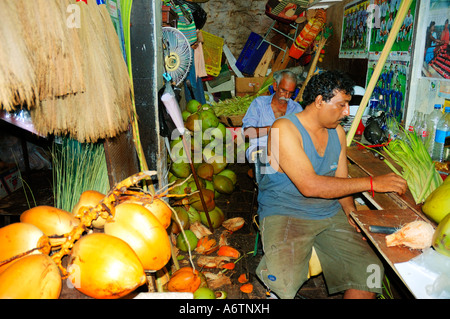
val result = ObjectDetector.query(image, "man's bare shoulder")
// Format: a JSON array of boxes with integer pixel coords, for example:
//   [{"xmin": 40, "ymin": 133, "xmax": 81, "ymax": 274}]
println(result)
[{"xmin": 272, "ymin": 116, "xmax": 297, "ymax": 130}]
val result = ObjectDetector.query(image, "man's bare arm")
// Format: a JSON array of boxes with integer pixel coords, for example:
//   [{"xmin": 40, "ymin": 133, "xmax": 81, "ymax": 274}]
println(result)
[{"xmin": 268, "ymin": 119, "xmax": 407, "ymax": 199}]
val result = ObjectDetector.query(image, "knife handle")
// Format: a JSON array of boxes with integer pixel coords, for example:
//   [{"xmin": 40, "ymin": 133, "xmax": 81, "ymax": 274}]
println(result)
[{"xmin": 369, "ymin": 225, "xmax": 399, "ymax": 234}]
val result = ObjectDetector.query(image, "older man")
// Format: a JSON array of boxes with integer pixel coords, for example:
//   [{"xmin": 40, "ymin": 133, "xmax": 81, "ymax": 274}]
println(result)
[{"xmin": 241, "ymin": 70, "xmax": 303, "ymax": 162}]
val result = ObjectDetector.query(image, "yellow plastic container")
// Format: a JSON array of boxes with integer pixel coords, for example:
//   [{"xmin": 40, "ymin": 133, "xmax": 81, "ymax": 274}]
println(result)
[{"xmin": 201, "ymin": 31, "xmax": 224, "ymax": 77}]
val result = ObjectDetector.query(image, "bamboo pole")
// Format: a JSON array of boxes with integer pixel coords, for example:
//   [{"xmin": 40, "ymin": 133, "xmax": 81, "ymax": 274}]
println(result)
[
  {"xmin": 346, "ymin": 0, "xmax": 413, "ymax": 146},
  {"xmin": 296, "ymin": 36, "xmax": 328, "ymax": 102}
]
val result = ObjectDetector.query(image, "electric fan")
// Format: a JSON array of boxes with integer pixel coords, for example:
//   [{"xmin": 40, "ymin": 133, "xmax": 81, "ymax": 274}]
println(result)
[{"xmin": 162, "ymin": 27, "xmax": 193, "ymax": 86}]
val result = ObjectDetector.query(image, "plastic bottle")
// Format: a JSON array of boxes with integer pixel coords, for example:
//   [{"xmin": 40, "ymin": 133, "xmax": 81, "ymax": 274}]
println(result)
[
  {"xmin": 419, "ymin": 114, "xmax": 429, "ymax": 142},
  {"xmin": 414, "ymin": 112, "xmax": 424, "ymax": 136},
  {"xmin": 431, "ymin": 106, "xmax": 450, "ymax": 162},
  {"xmin": 426, "ymin": 104, "xmax": 443, "ymax": 156},
  {"xmin": 408, "ymin": 111, "xmax": 421, "ymax": 133}
]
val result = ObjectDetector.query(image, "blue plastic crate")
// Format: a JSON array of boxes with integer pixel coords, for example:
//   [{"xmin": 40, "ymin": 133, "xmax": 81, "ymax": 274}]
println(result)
[{"xmin": 236, "ymin": 32, "xmax": 269, "ymax": 76}]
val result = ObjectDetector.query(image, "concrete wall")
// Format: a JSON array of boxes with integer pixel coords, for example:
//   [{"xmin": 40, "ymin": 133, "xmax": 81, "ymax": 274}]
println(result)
[
  {"xmin": 200, "ymin": 0, "xmax": 273, "ymax": 58},
  {"xmin": 199, "ymin": 0, "xmax": 368, "ymax": 84}
]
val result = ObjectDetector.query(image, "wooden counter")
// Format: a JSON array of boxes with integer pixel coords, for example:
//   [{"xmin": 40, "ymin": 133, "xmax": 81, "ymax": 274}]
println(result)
[{"xmin": 346, "ymin": 146, "xmax": 436, "ymax": 293}]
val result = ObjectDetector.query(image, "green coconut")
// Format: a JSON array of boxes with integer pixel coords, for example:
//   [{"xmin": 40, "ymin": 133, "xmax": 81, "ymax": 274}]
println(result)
[
  {"xmin": 169, "ymin": 178, "xmax": 189, "ymax": 195},
  {"xmin": 185, "ymin": 113, "xmax": 201, "ymax": 132},
  {"xmin": 432, "ymin": 213, "xmax": 450, "ymax": 257},
  {"xmin": 182, "ymin": 110, "xmax": 191, "ymax": 122},
  {"xmin": 200, "ymin": 109, "xmax": 219, "ymax": 132},
  {"xmin": 188, "ymin": 189, "xmax": 215, "ymax": 212},
  {"xmin": 170, "ymin": 161, "xmax": 191, "ymax": 178},
  {"xmin": 422, "ymin": 179, "xmax": 450, "ymax": 223},
  {"xmin": 196, "ymin": 163, "xmax": 214, "ymax": 181},
  {"xmin": 187, "ymin": 178, "xmax": 205, "ymax": 192},
  {"xmin": 206, "ymin": 155, "xmax": 227, "ymax": 174},
  {"xmin": 186, "ymin": 99, "xmax": 202, "ymax": 113},
  {"xmin": 200, "ymin": 206, "xmax": 224, "ymax": 229},
  {"xmin": 171, "ymin": 206, "xmax": 190, "ymax": 233},
  {"xmin": 193, "ymin": 287, "xmax": 216, "ymax": 299},
  {"xmin": 204, "ymin": 179, "xmax": 214, "ymax": 192},
  {"xmin": 186, "ymin": 205, "xmax": 201, "ymax": 224},
  {"xmin": 176, "ymin": 230, "xmax": 198, "ymax": 252},
  {"xmin": 218, "ymin": 169, "xmax": 237, "ymax": 185},
  {"xmin": 170, "ymin": 137, "xmax": 188, "ymax": 162},
  {"xmin": 213, "ymin": 175, "xmax": 234, "ymax": 194}
]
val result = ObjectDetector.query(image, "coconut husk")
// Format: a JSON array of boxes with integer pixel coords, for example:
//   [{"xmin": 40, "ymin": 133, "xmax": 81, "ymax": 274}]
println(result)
[
  {"xmin": 0, "ymin": 1, "xmax": 37, "ymax": 111},
  {"xmin": 31, "ymin": 1, "xmax": 133, "ymax": 143}
]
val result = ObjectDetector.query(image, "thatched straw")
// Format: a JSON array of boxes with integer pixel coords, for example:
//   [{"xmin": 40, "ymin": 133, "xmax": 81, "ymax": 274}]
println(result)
[
  {"xmin": 31, "ymin": 1, "xmax": 133, "ymax": 143},
  {"xmin": 16, "ymin": 0, "xmax": 85, "ymax": 101},
  {"xmin": 0, "ymin": 1, "xmax": 38, "ymax": 111}
]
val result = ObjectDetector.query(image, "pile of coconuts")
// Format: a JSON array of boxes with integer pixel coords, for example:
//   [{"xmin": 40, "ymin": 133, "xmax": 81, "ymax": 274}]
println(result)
[{"xmin": 167, "ymin": 99, "xmax": 240, "ymax": 233}]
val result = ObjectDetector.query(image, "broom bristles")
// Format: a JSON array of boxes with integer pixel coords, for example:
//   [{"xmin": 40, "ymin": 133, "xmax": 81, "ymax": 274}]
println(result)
[
  {"xmin": 31, "ymin": 1, "xmax": 133, "ymax": 143},
  {"xmin": 0, "ymin": 1, "xmax": 37, "ymax": 112}
]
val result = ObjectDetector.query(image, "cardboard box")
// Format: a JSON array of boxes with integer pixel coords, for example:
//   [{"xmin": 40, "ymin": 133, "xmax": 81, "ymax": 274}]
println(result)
[
  {"xmin": 0, "ymin": 167, "xmax": 22, "ymax": 199},
  {"xmin": 235, "ymin": 77, "xmax": 269, "ymax": 97}
]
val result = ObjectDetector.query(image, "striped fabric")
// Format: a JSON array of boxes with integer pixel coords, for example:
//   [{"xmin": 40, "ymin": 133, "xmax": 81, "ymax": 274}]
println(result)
[{"xmin": 170, "ymin": 3, "xmax": 197, "ymax": 44}]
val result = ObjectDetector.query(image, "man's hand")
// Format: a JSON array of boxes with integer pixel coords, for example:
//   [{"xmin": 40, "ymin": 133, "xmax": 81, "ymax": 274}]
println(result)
[{"xmin": 372, "ymin": 173, "xmax": 407, "ymax": 195}]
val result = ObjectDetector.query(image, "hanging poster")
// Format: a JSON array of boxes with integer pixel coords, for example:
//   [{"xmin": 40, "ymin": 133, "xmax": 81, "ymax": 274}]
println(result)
[
  {"xmin": 421, "ymin": 0, "xmax": 450, "ymax": 79},
  {"xmin": 368, "ymin": 0, "xmax": 417, "ymax": 61},
  {"xmin": 366, "ymin": 58, "xmax": 409, "ymax": 121},
  {"xmin": 339, "ymin": 0, "xmax": 371, "ymax": 58}
]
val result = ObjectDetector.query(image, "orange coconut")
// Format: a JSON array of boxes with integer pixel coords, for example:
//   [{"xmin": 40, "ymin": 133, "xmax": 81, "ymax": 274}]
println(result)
[
  {"xmin": 167, "ymin": 267, "xmax": 201, "ymax": 293},
  {"xmin": 0, "ymin": 222, "xmax": 51, "ymax": 274},
  {"xmin": 0, "ymin": 254, "xmax": 61, "ymax": 299},
  {"xmin": 20, "ymin": 206, "xmax": 79, "ymax": 248},
  {"xmin": 120, "ymin": 197, "xmax": 172, "ymax": 229},
  {"xmin": 104, "ymin": 202, "xmax": 171, "ymax": 271},
  {"xmin": 72, "ymin": 190, "xmax": 108, "ymax": 229},
  {"xmin": 67, "ymin": 233, "xmax": 146, "ymax": 299}
]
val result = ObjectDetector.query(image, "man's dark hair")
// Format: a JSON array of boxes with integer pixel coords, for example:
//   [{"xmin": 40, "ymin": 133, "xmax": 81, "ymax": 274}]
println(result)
[{"xmin": 302, "ymin": 70, "xmax": 355, "ymax": 106}]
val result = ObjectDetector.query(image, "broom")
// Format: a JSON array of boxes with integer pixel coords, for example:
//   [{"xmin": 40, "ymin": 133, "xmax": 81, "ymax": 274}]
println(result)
[
  {"xmin": 97, "ymin": 0, "xmax": 133, "ymax": 128},
  {"xmin": 31, "ymin": 0, "xmax": 133, "ymax": 143},
  {"xmin": 0, "ymin": 1, "xmax": 37, "ymax": 112},
  {"xmin": 15, "ymin": 0, "xmax": 85, "ymax": 101}
]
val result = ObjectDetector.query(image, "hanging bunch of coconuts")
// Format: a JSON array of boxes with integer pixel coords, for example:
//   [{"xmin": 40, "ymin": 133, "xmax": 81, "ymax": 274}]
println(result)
[{"xmin": 0, "ymin": 171, "xmax": 224, "ymax": 299}]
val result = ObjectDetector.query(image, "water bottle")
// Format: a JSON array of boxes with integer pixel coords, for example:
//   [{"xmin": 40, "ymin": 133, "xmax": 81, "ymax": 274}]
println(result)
[
  {"xmin": 408, "ymin": 111, "xmax": 421, "ymax": 133},
  {"xmin": 419, "ymin": 114, "xmax": 429, "ymax": 142},
  {"xmin": 432, "ymin": 106, "xmax": 450, "ymax": 162},
  {"xmin": 414, "ymin": 112, "xmax": 424, "ymax": 136},
  {"xmin": 426, "ymin": 104, "xmax": 443, "ymax": 156}
]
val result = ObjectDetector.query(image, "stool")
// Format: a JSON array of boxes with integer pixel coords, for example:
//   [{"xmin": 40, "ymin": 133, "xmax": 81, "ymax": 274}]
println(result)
[{"xmin": 257, "ymin": 0, "xmax": 308, "ymax": 62}]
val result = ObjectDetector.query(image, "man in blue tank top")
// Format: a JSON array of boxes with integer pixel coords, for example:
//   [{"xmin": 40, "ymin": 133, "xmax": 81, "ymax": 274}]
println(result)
[{"xmin": 256, "ymin": 70, "xmax": 407, "ymax": 299}]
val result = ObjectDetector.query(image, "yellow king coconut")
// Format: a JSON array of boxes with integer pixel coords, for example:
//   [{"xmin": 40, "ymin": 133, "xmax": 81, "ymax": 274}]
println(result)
[
  {"xmin": 0, "ymin": 223, "xmax": 51, "ymax": 274},
  {"xmin": 67, "ymin": 233, "xmax": 146, "ymax": 299},
  {"xmin": 0, "ymin": 254, "xmax": 62, "ymax": 299},
  {"xmin": 20, "ymin": 206, "xmax": 80, "ymax": 248},
  {"xmin": 104, "ymin": 203, "xmax": 171, "ymax": 271}
]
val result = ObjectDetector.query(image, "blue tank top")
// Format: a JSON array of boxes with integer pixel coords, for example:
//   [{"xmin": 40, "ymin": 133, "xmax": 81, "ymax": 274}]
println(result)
[{"xmin": 257, "ymin": 113, "xmax": 342, "ymax": 220}]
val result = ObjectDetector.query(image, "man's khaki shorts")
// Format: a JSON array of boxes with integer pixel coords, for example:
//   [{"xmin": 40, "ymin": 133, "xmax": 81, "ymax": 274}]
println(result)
[{"xmin": 256, "ymin": 210, "xmax": 384, "ymax": 299}]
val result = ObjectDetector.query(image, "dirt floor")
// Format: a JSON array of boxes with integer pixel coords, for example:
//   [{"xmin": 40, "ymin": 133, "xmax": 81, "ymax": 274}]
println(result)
[{"xmin": 0, "ymin": 163, "xmax": 413, "ymax": 299}]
